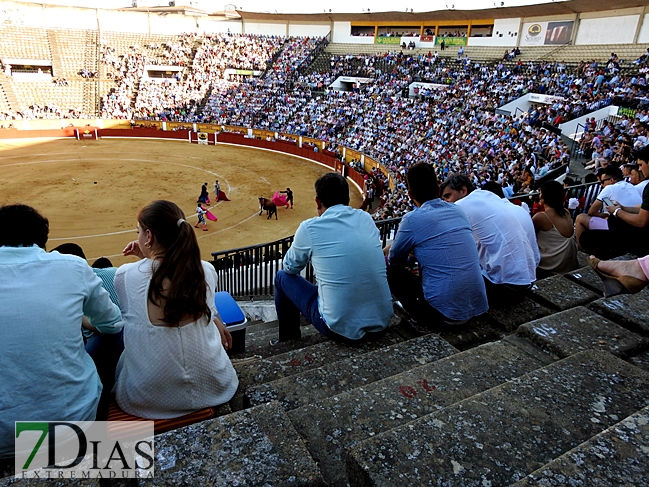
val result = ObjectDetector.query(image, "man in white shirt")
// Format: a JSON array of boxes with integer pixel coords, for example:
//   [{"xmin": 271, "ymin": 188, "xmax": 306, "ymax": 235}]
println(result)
[
  {"xmin": 441, "ymin": 175, "xmax": 538, "ymax": 306},
  {"xmin": 575, "ymin": 166, "xmax": 642, "ymax": 248}
]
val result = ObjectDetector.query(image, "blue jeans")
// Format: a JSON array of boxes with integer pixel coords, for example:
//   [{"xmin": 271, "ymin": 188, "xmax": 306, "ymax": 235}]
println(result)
[{"xmin": 274, "ymin": 270, "xmax": 330, "ymax": 341}]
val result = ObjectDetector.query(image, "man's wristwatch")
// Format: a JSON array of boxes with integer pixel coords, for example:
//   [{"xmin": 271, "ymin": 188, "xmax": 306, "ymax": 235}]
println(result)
[{"xmin": 613, "ymin": 208, "xmax": 621, "ymax": 217}]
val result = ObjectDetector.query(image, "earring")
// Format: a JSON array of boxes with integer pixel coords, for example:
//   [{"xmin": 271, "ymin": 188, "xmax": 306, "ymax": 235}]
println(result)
[{"xmin": 144, "ymin": 242, "xmax": 151, "ymax": 248}]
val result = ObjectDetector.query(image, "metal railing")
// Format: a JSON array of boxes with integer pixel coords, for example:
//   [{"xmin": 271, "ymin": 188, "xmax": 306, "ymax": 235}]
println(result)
[{"xmin": 210, "ymin": 217, "xmax": 401, "ymax": 297}]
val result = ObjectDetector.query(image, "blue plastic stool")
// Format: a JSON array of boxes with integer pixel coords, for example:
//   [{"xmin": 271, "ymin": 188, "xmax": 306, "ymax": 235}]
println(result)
[{"xmin": 214, "ymin": 291, "xmax": 247, "ymax": 354}]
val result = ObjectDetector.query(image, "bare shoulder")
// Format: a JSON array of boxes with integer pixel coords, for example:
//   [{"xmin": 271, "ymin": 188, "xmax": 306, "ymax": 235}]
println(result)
[{"xmin": 532, "ymin": 211, "xmax": 553, "ymax": 231}]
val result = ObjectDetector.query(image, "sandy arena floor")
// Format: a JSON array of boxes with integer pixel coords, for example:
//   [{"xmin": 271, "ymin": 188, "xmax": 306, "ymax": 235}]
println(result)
[{"xmin": 0, "ymin": 138, "xmax": 362, "ymax": 266}]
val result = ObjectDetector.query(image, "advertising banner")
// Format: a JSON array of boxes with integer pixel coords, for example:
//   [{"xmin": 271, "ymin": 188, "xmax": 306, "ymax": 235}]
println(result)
[
  {"xmin": 521, "ymin": 21, "xmax": 574, "ymax": 46},
  {"xmin": 420, "ymin": 35, "xmax": 434, "ymax": 42},
  {"xmin": 528, "ymin": 93, "xmax": 565, "ymax": 104},
  {"xmin": 435, "ymin": 36, "xmax": 466, "ymax": 46},
  {"xmin": 375, "ymin": 36, "xmax": 402, "ymax": 45}
]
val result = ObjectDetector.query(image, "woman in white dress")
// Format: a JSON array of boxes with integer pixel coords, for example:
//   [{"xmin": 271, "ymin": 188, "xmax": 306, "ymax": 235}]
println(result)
[{"xmin": 114, "ymin": 200, "xmax": 238, "ymax": 419}]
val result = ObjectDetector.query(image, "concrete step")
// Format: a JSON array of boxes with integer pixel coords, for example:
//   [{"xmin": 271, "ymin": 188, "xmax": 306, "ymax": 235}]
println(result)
[
  {"xmin": 235, "ymin": 327, "xmax": 413, "ymax": 390},
  {"xmin": 512, "ymin": 405, "xmax": 649, "ymax": 487},
  {"xmin": 629, "ymin": 349, "xmax": 649, "ymax": 373},
  {"xmin": 288, "ymin": 340, "xmax": 547, "ymax": 486},
  {"xmin": 517, "ymin": 306, "xmax": 649, "ymax": 359},
  {"xmin": 528, "ymin": 275, "xmax": 599, "ymax": 311},
  {"xmin": 147, "ymin": 401, "xmax": 325, "ymax": 487},
  {"xmin": 231, "ymin": 325, "xmax": 413, "ymax": 411},
  {"xmin": 588, "ymin": 288, "xmax": 649, "ymax": 337},
  {"xmin": 245, "ymin": 334, "xmax": 458, "ymax": 411},
  {"xmin": 230, "ymin": 319, "xmax": 327, "ymax": 360},
  {"xmin": 564, "ymin": 265, "xmax": 605, "ymax": 296},
  {"xmin": 346, "ymin": 350, "xmax": 649, "ymax": 486},
  {"xmin": 487, "ymin": 296, "xmax": 552, "ymax": 332}
]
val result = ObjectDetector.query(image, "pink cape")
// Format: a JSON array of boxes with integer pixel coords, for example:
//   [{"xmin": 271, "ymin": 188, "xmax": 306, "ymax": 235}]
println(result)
[
  {"xmin": 272, "ymin": 191, "xmax": 288, "ymax": 207},
  {"xmin": 205, "ymin": 210, "xmax": 217, "ymax": 221}
]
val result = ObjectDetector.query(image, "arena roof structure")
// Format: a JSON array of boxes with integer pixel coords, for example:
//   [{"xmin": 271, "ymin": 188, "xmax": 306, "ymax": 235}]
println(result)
[{"xmin": 236, "ymin": 0, "xmax": 649, "ymax": 21}]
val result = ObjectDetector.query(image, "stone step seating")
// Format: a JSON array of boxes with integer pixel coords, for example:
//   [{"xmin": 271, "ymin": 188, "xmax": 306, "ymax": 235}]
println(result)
[
  {"xmin": 347, "ymin": 350, "xmax": 649, "ymax": 486},
  {"xmin": 48, "ymin": 28, "xmax": 92, "ymax": 78},
  {"xmin": 244, "ymin": 333, "xmax": 458, "ymax": 411},
  {"xmin": 10, "ymin": 79, "xmax": 84, "ymax": 112},
  {"xmin": 232, "ymin": 321, "xmax": 419, "ymax": 408},
  {"xmin": 288, "ymin": 339, "xmax": 553, "ymax": 486},
  {"xmin": 513, "ymin": 404, "xmax": 649, "ymax": 486},
  {"xmin": 0, "ymin": 26, "xmax": 51, "ymax": 61},
  {"xmin": 6, "ymin": 251, "xmax": 649, "ymax": 486}
]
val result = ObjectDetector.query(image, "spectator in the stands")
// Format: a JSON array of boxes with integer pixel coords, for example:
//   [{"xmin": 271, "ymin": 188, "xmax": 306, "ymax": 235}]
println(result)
[
  {"xmin": 274, "ymin": 172, "xmax": 393, "ymax": 342},
  {"xmin": 386, "ymin": 163, "xmax": 488, "ymax": 326},
  {"xmin": 113, "ymin": 200, "xmax": 238, "ymax": 419},
  {"xmin": 580, "ymin": 146, "xmax": 649, "ymax": 259},
  {"xmin": 0, "ymin": 204, "xmax": 122, "ymax": 458},
  {"xmin": 575, "ymin": 165, "xmax": 642, "ymax": 248},
  {"xmin": 532, "ymin": 180, "xmax": 579, "ymax": 276},
  {"xmin": 441, "ymin": 175, "xmax": 537, "ymax": 306}
]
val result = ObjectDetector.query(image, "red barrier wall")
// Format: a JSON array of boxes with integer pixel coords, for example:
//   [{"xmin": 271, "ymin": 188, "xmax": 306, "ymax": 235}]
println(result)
[
  {"xmin": 0, "ymin": 127, "xmax": 78, "ymax": 139},
  {"xmin": 217, "ymin": 133, "xmax": 339, "ymax": 170},
  {"xmin": 98, "ymin": 128, "xmax": 191, "ymax": 140}
]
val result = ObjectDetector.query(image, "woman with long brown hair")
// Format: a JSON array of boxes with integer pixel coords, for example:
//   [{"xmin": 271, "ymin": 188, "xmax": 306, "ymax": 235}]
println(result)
[{"xmin": 114, "ymin": 200, "xmax": 238, "ymax": 418}]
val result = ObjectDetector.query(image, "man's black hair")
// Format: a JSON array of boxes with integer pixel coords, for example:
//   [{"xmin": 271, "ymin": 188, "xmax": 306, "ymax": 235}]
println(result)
[
  {"xmin": 0, "ymin": 204, "xmax": 49, "ymax": 249},
  {"xmin": 440, "ymin": 174, "xmax": 475, "ymax": 194},
  {"xmin": 482, "ymin": 181, "xmax": 505, "ymax": 198},
  {"xmin": 634, "ymin": 144, "xmax": 649, "ymax": 163},
  {"xmin": 406, "ymin": 163, "xmax": 439, "ymax": 203},
  {"xmin": 597, "ymin": 165, "xmax": 624, "ymax": 182},
  {"xmin": 50, "ymin": 243, "xmax": 86, "ymax": 259},
  {"xmin": 315, "ymin": 172, "xmax": 350, "ymax": 208},
  {"xmin": 92, "ymin": 257, "xmax": 114, "ymax": 268}
]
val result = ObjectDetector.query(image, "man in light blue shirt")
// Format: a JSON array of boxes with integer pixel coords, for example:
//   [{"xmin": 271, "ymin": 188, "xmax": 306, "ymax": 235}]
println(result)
[
  {"xmin": 0, "ymin": 205, "xmax": 122, "ymax": 459},
  {"xmin": 275, "ymin": 173, "xmax": 393, "ymax": 341}
]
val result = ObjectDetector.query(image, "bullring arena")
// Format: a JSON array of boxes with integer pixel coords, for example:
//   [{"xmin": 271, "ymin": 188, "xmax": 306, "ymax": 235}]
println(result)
[
  {"xmin": 4, "ymin": 0, "xmax": 649, "ymax": 485},
  {"xmin": 0, "ymin": 136, "xmax": 362, "ymax": 265}
]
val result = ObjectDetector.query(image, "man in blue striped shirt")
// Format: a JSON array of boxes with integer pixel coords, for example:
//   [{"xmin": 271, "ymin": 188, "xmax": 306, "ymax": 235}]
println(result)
[{"xmin": 387, "ymin": 163, "xmax": 488, "ymax": 325}]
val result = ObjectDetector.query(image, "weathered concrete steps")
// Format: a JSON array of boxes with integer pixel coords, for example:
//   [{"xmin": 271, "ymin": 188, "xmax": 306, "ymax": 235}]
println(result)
[
  {"xmin": 245, "ymin": 334, "xmax": 458, "ymax": 410},
  {"xmin": 513, "ymin": 404, "xmax": 649, "ymax": 486},
  {"xmin": 288, "ymin": 340, "xmax": 553, "ymax": 486},
  {"xmin": 148, "ymin": 401, "xmax": 324, "ymax": 487},
  {"xmin": 346, "ymin": 350, "xmax": 649, "ymax": 486},
  {"xmin": 231, "ymin": 321, "xmax": 417, "ymax": 411}
]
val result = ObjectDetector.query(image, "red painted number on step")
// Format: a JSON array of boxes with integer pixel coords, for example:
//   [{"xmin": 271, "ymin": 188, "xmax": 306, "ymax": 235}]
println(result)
[
  {"xmin": 399, "ymin": 381, "xmax": 437, "ymax": 398},
  {"xmin": 418, "ymin": 380, "xmax": 436, "ymax": 392},
  {"xmin": 289, "ymin": 355, "xmax": 315, "ymax": 367},
  {"xmin": 399, "ymin": 386, "xmax": 417, "ymax": 398}
]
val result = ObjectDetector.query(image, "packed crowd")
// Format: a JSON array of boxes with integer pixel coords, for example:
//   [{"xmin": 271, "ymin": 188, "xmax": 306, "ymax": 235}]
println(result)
[{"xmin": 2, "ymin": 33, "xmax": 649, "ymax": 222}]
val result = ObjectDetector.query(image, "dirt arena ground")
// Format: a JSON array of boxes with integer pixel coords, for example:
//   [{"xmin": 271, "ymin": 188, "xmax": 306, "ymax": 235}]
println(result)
[{"xmin": 0, "ymin": 138, "xmax": 363, "ymax": 266}]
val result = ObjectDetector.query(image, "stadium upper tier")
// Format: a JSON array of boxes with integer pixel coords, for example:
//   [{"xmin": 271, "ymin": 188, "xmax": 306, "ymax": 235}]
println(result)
[{"xmin": 1, "ymin": 15, "xmax": 648, "ymax": 222}]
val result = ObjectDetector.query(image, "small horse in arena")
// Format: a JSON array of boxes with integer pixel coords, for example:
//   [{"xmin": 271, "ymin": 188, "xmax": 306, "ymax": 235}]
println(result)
[{"xmin": 258, "ymin": 197, "xmax": 278, "ymax": 220}]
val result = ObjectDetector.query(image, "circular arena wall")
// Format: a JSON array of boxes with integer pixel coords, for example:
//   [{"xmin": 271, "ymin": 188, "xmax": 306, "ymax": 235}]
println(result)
[{"xmin": 0, "ymin": 125, "xmax": 366, "ymax": 266}]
